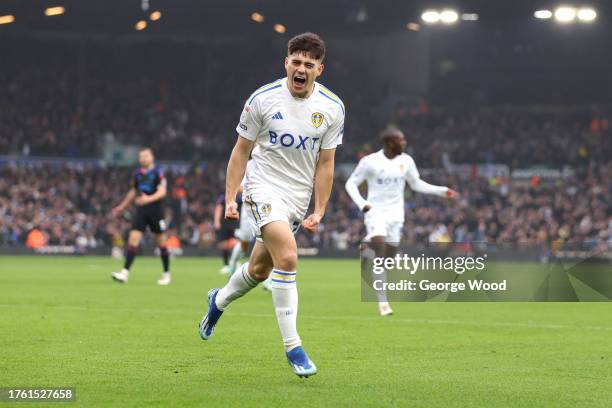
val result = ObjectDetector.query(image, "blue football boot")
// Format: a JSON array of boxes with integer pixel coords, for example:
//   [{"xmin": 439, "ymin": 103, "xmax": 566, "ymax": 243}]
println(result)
[
  {"xmin": 286, "ymin": 346, "xmax": 317, "ymax": 378},
  {"xmin": 199, "ymin": 288, "xmax": 223, "ymax": 340}
]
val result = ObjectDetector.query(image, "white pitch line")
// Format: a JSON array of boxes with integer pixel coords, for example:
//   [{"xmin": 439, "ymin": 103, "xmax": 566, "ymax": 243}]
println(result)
[
  {"xmin": 231, "ymin": 312, "xmax": 612, "ymax": 332},
  {"xmin": 1, "ymin": 303, "xmax": 611, "ymax": 332}
]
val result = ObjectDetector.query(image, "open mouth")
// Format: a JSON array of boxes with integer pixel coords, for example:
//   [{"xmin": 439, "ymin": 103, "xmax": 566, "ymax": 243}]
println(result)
[{"xmin": 293, "ymin": 75, "xmax": 306, "ymax": 88}]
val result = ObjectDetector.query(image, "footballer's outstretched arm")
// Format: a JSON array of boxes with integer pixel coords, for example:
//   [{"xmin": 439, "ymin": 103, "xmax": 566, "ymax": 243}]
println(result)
[
  {"xmin": 225, "ymin": 135, "xmax": 254, "ymax": 219},
  {"xmin": 406, "ymin": 160, "xmax": 457, "ymax": 198},
  {"xmin": 112, "ymin": 188, "xmax": 137, "ymax": 216},
  {"xmin": 303, "ymin": 148, "xmax": 336, "ymax": 232},
  {"xmin": 408, "ymin": 177, "xmax": 449, "ymax": 196},
  {"xmin": 345, "ymin": 159, "xmax": 371, "ymax": 211}
]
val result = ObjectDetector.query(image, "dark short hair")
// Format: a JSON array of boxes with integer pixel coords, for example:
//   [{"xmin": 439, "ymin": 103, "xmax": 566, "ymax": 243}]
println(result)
[
  {"xmin": 287, "ymin": 32, "xmax": 326, "ymax": 61},
  {"xmin": 380, "ymin": 128, "xmax": 404, "ymax": 144},
  {"xmin": 140, "ymin": 147, "xmax": 154, "ymax": 156}
]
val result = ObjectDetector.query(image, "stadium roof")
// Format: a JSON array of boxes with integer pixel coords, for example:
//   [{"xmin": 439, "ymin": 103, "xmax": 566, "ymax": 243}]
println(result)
[{"xmin": 0, "ymin": 0, "xmax": 610, "ymax": 37}]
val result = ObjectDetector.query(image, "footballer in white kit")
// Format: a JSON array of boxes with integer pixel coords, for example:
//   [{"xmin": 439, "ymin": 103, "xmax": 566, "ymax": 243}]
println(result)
[
  {"xmin": 199, "ymin": 33, "xmax": 344, "ymax": 378},
  {"xmin": 345, "ymin": 129, "xmax": 457, "ymax": 315},
  {"xmin": 238, "ymin": 75, "xmax": 343, "ymax": 238}
]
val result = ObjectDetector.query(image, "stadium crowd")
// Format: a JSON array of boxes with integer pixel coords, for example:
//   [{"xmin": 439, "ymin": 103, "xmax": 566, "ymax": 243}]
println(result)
[
  {"xmin": 1, "ymin": 41, "xmax": 611, "ymax": 253},
  {"xmin": 0, "ymin": 41, "xmax": 379, "ymax": 164},
  {"xmin": 1, "ymin": 160, "xmax": 610, "ymax": 251},
  {"xmin": 2, "ymin": 63, "xmax": 609, "ymax": 168},
  {"xmin": 1, "ymin": 42, "xmax": 610, "ymax": 168}
]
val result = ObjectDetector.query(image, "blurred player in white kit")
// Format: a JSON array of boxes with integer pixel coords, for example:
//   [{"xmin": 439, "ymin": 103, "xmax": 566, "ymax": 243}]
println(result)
[{"xmin": 345, "ymin": 129, "xmax": 458, "ymax": 316}]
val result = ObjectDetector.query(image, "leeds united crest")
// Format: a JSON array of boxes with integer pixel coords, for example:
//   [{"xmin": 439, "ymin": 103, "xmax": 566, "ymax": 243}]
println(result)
[{"xmin": 311, "ymin": 112, "xmax": 324, "ymax": 128}]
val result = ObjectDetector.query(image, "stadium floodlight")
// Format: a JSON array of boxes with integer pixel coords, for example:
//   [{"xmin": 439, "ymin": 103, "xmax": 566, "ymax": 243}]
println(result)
[
  {"xmin": 577, "ymin": 8, "xmax": 597, "ymax": 22},
  {"xmin": 0, "ymin": 14, "xmax": 15, "ymax": 24},
  {"xmin": 554, "ymin": 6, "xmax": 576, "ymax": 23},
  {"xmin": 135, "ymin": 20, "xmax": 147, "ymax": 31},
  {"xmin": 251, "ymin": 12, "xmax": 264, "ymax": 23},
  {"xmin": 461, "ymin": 13, "xmax": 479, "ymax": 21},
  {"xmin": 440, "ymin": 10, "xmax": 459, "ymax": 24},
  {"xmin": 150, "ymin": 11, "xmax": 161, "ymax": 21},
  {"xmin": 44, "ymin": 6, "xmax": 65, "ymax": 17},
  {"xmin": 421, "ymin": 10, "xmax": 440, "ymax": 23},
  {"xmin": 273, "ymin": 23, "xmax": 286, "ymax": 33},
  {"xmin": 406, "ymin": 22, "xmax": 420, "ymax": 31},
  {"xmin": 534, "ymin": 9, "xmax": 553, "ymax": 19}
]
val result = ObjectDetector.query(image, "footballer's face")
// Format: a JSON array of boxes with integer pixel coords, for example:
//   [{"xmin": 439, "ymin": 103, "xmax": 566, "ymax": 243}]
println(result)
[
  {"xmin": 285, "ymin": 52, "xmax": 324, "ymax": 98},
  {"xmin": 388, "ymin": 132, "xmax": 407, "ymax": 155},
  {"xmin": 139, "ymin": 150, "xmax": 154, "ymax": 168}
]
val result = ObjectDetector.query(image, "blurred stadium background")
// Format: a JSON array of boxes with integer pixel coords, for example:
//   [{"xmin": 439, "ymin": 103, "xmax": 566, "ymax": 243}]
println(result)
[{"xmin": 0, "ymin": 0, "xmax": 610, "ymax": 259}]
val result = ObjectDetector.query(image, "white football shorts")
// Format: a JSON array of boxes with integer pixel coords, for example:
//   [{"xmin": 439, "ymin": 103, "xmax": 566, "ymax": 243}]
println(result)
[
  {"xmin": 234, "ymin": 202, "xmax": 257, "ymax": 242},
  {"xmin": 364, "ymin": 211, "xmax": 403, "ymax": 245},
  {"xmin": 242, "ymin": 191, "xmax": 303, "ymax": 242}
]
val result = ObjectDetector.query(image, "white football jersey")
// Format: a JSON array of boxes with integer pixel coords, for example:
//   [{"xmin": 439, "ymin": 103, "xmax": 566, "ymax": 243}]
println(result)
[
  {"xmin": 236, "ymin": 77, "xmax": 345, "ymax": 216},
  {"xmin": 345, "ymin": 150, "xmax": 448, "ymax": 221}
]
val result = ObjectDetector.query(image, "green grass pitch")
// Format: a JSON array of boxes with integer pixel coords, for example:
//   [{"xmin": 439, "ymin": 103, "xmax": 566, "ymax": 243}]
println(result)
[{"xmin": 1, "ymin": 256, "xmax": 611, "ymax": 407}]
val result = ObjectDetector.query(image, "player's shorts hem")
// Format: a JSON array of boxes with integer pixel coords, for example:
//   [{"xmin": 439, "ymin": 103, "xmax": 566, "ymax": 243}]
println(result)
[
  {"xmin": 364, "ymin": 218, "xmax": 403, "ymax": 243},
  {"xmin": 362, "ymin": 235, "xmax": 402, "ymax": 246},
  {"xmin": 255, "ymin": 217, "xmax": 291, "ymax": 242},
  {"xmin": 234, "ymin": 228, "xmax": 253, "ymax": 242}
]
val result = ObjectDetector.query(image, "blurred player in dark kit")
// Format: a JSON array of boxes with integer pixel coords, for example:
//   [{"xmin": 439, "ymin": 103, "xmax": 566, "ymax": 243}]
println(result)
[{"xmin": 111, "ymin": 148, "xmax": 171, "ymax": 285}]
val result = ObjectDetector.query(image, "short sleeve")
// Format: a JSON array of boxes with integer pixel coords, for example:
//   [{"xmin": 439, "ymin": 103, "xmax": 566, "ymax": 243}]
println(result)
[
  {"xmin": 236, "ymin": 97, "xmax": 263, "ymax": 141},
  {"xmin": 321, "ymin": 106, "xmax": 345, "ymax": 150}
]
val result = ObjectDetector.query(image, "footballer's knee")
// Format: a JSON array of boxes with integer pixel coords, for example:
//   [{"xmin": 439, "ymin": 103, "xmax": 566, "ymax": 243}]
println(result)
[
  {"xmin": 248, "ymin": 261, "xmax": 272, "ymax": 282},
  {"xmin": 155, "ymin": 233, "xmax": 167, "ymax": 247},
  {"xmin": 275, "ymin": 251, "xmax": 297, "ymax": 272},
  {"xmin": 370, "ymin": 236, "xmax": 386, "ymax": 257},
  {"xmin": 128, "ymin": 231, "xmax": 142, "ymax": 247}
]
